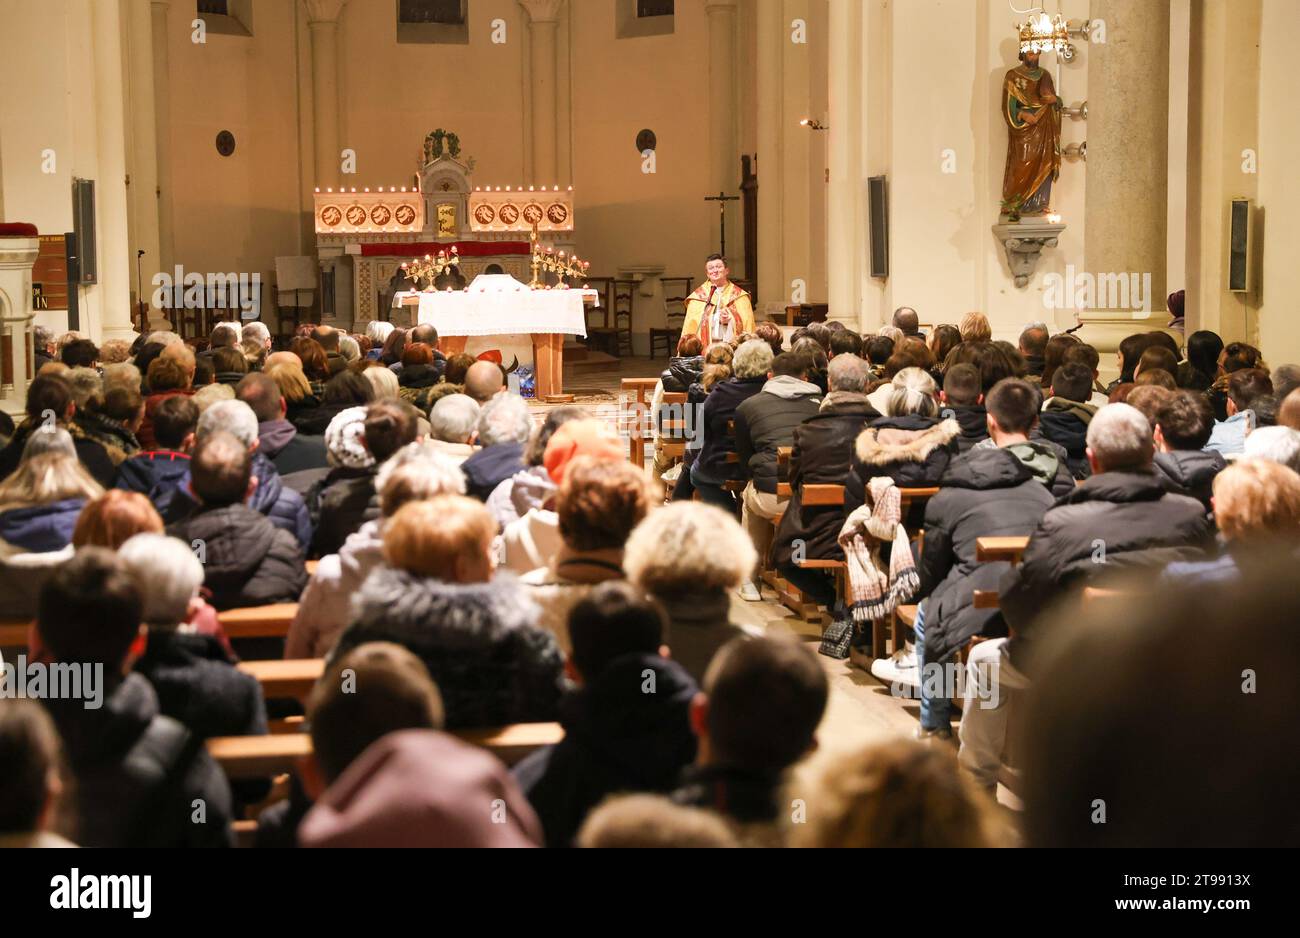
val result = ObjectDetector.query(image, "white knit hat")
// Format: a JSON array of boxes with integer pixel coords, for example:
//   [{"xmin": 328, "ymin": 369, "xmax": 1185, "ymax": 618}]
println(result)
[{"xmin": 324, "ymin": 406, "xmax": 375, "ymax": 470}]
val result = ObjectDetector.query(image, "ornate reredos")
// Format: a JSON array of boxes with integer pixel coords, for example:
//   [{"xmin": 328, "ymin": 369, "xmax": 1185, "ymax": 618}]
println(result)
[{"xmin": 418, "ymin": 147, "xmax": 475, "ymax": 239}]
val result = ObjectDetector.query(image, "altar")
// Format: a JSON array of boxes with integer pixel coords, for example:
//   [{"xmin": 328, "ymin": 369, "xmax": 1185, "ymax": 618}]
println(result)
[
  {"xmin": 394, "ymin": 274, "xmax": 598, "ymax": 398},
  {"xmin": 313, "ymin": 129, "xmax": 577, "ymax": 331}
]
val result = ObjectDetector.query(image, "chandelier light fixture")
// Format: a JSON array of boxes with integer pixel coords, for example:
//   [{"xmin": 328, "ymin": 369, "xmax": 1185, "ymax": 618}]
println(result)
[{"xmin": 1016, "ymin": 11, "xmax": 1069, "ymax": 55}]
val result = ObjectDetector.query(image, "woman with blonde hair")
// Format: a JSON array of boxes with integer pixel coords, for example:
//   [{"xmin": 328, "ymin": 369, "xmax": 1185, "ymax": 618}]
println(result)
[
  {"xmin": 959, "ymin": 311, "xmax": 993, "ymax": 344},
  {"xmin": 328, "ymin": 494, "xmax": 565, "ymax": 729},
  {"xmin": 785, "ymin": 739, "xmax": 1003, "ymax": 848},
  {"xmin": 0, "ymin": 434, "xmax": 103, "ymax": 618}
]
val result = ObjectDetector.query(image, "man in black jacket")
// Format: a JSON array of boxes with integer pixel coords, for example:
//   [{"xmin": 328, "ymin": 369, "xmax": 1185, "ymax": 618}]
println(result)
[
  {"xmin": 902, "ymin": 379, "xmax": 1065, "ymax": 740},
  {"xmin": 36, "ymin": 549, "xmax": 234, "ymax": 847},
  {"xmin": 1152, "ymin": 389, "xmax": 1225, "ymax": 513},
  {"xmin": 164, "ymin": 431, "xmax": 307, "ymax": 611},
  {"xmin": 733, "ymin": 350, "xmax": 822, "ymax": 600},
  {"xmin": 772, "ymin": 353, "xmax": 880, "ymax": 607},
  {"xmin": 236, "ymin": 372, "xmax": 329, "ymax": 476},
  {"xmin": 958, "ymin": 403, "xmax": 1212, "ymax": 789},
  {"xmin": 513, "ymin": 582, "xmax": 698, "ymax": 847}
]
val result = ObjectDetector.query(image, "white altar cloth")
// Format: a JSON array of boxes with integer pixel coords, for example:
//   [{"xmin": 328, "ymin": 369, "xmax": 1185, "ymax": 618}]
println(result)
[{"xmin": 396, "ymin": 274, "xmax": 592, "ymax": 338}]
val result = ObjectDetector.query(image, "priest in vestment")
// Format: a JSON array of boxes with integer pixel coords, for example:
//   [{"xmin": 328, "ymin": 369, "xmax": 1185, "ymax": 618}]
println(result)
[
  {"xmin": 680, "ymin": 255, "xmax": 755, "ymax": 346},
  {"xmin": 1000, "ymin": 50, "xmax": 1061, "ymax": 221}
]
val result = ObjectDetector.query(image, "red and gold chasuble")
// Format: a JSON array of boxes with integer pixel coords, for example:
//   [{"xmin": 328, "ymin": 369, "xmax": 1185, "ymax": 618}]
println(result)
[{"xmin": 680, "ymin": 281, "xmax": 755, "ymax": 346}]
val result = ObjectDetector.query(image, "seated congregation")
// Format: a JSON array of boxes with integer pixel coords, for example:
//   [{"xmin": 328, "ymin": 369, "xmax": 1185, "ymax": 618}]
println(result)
[{"xmin": 1, "ymin": 312, "xmax": 1297, "ymax": 849}]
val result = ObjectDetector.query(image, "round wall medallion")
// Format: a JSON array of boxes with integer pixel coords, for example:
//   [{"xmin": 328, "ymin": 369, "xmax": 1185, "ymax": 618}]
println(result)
[
  {"xmin": 216, "ymin": 130, "xmax": 236, "ymax": 157},
  {"xmin": 636, "ymin": 129, "xmax": 657, "ymax": 153}
]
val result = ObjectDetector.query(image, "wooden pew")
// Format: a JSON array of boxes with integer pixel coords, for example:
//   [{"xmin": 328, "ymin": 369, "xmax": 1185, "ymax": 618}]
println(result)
[
  {"xmin": 238, "ymin": 658, "xmax": 325, "ymax": 703},
  {"xmin": 207, "ymin": 722, "xmax": 566, "ymax": 778},
  {"xmin": 975, "ymin": 536, "xmax": 1029, "ymax": 566},
  {"xmin": 620, "ymin": 377, "xmax": 660, "ymax": 469},
  {"xmin": 0, "ymin": 620, "xmax": 31, "ymax": 648},
  {"xmin": 217, "ymin": 603, "xmax": 298, "ymax": 639}
]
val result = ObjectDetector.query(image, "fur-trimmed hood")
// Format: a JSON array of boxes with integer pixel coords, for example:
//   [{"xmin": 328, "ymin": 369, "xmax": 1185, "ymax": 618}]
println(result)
[
  {"xmin": 854, "ymin": 417, "xmax": 961, "ymax": 467},
  {"xmin": 333, "ymin": 566, "xmax": 564, "ymax": 729}
]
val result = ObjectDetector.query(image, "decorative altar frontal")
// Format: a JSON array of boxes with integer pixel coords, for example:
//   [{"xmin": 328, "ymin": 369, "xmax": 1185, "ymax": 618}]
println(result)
[{"xmin": 397, "ymin": 276, "xmax": 590, "ymax": 339}]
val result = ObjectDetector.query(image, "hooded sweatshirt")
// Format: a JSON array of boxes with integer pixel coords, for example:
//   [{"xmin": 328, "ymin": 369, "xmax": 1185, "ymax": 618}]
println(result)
[
  {"xmin": 1039, "ymin": 397, "xmax": 1098, "ymax": 480},
  {"xmin": 513, "ymin": 652, "xmax": 699, "ymax": 847},
  {"xmin": 734, "ymin": 375, "xmax": 823, "ymax": 494},
  {"xmin": 299, "ymin": 729, "xmax": 542, "ymax": 848}
]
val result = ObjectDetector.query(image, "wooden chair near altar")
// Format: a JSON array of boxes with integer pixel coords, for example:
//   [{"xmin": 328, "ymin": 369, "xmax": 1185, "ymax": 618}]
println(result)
[
  {"xmin": 612, "ymin": 279, "xmax": 637, "ymax": 358},
  {"xmin": 651, "ymin": 276, "xmax": 693, "ymax": 359},
  {"xmin": 582, "ymin": 277, "xmax": 619, "ymax": 356}
]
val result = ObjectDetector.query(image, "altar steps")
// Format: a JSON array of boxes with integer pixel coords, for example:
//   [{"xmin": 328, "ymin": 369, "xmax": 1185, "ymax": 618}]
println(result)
[{"xmin": 562, "ymin": 343, "xmax": 622, "ymax": 376}]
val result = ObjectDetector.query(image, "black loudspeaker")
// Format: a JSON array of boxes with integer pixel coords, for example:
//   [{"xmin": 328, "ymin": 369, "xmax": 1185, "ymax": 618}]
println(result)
[
  {"xmin": 64, "ymin": 231, "xmax": 81, "ymax": 332},
  {"xmin": 1228, "ymin": 198, "xmax": 1252, "ymax": 294},
  {"xmin": 868, "ymin": 175, "xmax": 889, "ymax": 279},
  {"xmin": 72, "ymin": 178, "xmax": 97, "ymax": 285}
]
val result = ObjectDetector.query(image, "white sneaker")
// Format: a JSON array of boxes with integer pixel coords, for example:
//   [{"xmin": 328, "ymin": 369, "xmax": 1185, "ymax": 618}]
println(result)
[
  {"xmin": 870, "ymin": 653, "xmax": 920, "ymax": 687},
  {"xmin": 738, "ymin": 581, "xmax": 762, "ymax": 602}
]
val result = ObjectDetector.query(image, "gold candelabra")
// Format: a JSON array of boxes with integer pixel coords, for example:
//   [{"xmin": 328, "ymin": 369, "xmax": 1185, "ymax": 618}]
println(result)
[
  {"xmin": 401, "ymin": 246, "xmax": 461, "ymax": 291},
  {"xmin": 529, "ymin": 224, "xmax": 589, "ymax": 289}
]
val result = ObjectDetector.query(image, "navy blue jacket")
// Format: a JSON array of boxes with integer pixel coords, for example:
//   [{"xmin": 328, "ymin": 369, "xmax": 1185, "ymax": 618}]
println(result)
[
  {"xmin": 0, "ymin": 498, "xmax": 85, "ymax": 552},
  {"xmin": 115, "ymin": 450, "xmax": 191, "ymax": 500}
]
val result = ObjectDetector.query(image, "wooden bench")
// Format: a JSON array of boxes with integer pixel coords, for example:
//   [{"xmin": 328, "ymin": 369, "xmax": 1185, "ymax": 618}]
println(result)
[
  {"xmin": 238, "ymin": 658, "xmax": 325, "ymax": 703},
  {"xmin": 620, "ymin": 377, "xmax": 660, "ymax": 469},
  {"xmin": 974, "ymin": 536, "xmax": 1029, "ymax": 566},
  {"xmin": 217, "ymin": 603, "xmax": 298, "ymax": 639},
  {"xmin": 207, "ymin": 721, "xmax": 566, "ymax": 778},
  {"xmin": 0, "ymin": 620, "xmax": 31, "ymax": 648}
]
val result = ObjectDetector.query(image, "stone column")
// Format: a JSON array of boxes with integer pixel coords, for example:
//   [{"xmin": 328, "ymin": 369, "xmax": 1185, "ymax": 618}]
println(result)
[
  {"xmin": 92, "ymin": 0, "xmax": 140, "ymax": 342},
  {"xmin": 151, "ymin": 0, "xmax": 176, "ymax": 293},
  {"xmin": 755, "ymin": 0, "xmax": 784, "ymax": 313},
  {"xmin": 520, "ymin": 0, "xmax": 564, "ymax": 187},
  {"xmin": 307, "ymin": 0, "xmax": 347, "ymax": 190},
  {"xmin": 826, "ymin": 0, "xmax": 862, "ymax": 325},
  {"xmin": 0, "ymin": 235, "xmax": 40, "ymax": 417},
  {"xmin": 126, "ymin": 0, "xmax": 164, "ymax": 330},
  {"xmin": 1076, "ymin": 0, "xmax": 1171, "ymax": 376},
  {"xmin": 706, "ymin": 0, "xmax": 740, "ymax": 260}
]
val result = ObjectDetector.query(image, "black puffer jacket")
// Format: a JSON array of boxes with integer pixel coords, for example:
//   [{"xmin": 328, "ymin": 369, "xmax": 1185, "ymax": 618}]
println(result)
[
  {"xmin": 696, "ymin": 375, "xmax": 768, "ymax": 480},
  {"xmin": 165, "ymin": 503, "xmax": 307, "ymax": 611},
  {"xmin": 1154, "ymin": 449, "xmax": 1226, "ymax": 513},
  {"xmin": 661, "ymin": 355, "xmax": 704, "ymax": 393},
  {"xmin": 512, "ymin": 652, "xmax": 698, "ymax": 847},
  {"xmin": 734, "ymin": 376, "xmax": 823, "ymax": 494},
  {"xmin": 134, "ymin": 630, "xmax": 268, "ymax": 739},
  {"xmin": 332, "ymin": 567, "xmax": 566, "ymax": 729},
  {"xmin": 845, "ymin": 415, "xmax": 961, "ymax": 522},
  {"xmin": 42, "ymin": 672, "xmax": 234, "ymax": 847},
  {"xmin": 999, "ymin": 469, "xmax": 1213, "ymax": 670},
  {"xmin": 772, "ymin": 397, "xmax": 879, "ymax": 567},
  {"xmin": 307, "ymin": 466, "xmax": 379, "ymax": 558},
  {"xmin": 916, "ymin": 447, "xmax": 1057, "ymax": 661}
]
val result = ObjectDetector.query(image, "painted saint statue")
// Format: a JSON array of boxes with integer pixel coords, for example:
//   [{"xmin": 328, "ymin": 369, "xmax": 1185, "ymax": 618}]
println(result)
[
  {"xmin": 680, "ymin": 254, "xmax": 754, "ymax": 346},
  {"xmin": 1000, "ymin": 50, "xmax": 1061, "ymax": 221}
]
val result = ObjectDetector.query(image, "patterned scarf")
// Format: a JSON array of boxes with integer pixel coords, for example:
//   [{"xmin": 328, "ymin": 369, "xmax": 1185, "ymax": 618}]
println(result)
[{"xmin": 837, "ymin": 476, "xmax": 918, "ymax": 623}]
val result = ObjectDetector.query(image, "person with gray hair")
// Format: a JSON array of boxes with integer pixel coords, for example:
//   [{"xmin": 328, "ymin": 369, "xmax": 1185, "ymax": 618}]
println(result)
[
  {"xmin": 961, "ymin": 403, "xmax": 1214, "ymax": 790},
  {"xmin": 1271, "ymin": 363, "xmax": 1300, "ymax": 402},
  {"xmin": 145, "ymin": 329, "xmax": 184, "ymax": 348},
  {"xmin": 339, "ymin": 334, "xmax": 361, "ymax": 363},
  {"xmin": 366, "ymin": 319, "xmax": 396, "ymax": 350},
  {"xmin": 878, "ymin": 324, "xmax": 905, "ymax": 346},
  {"xmin": 685, "ymin": 339, "xmax": 774, "ymax": 510},
  {"xmin": 288, "ymin": 445, "xmax": 466, "ymax": 658},
  {"xmin": 209, "ymin": 321, "xmax": 241, "ymax": 350},
  {"xmin": 825, "ymin": 352, "xmax": 872, "ymax": 400},
  {"xmin": 460, "ymin": 392, "xmax": 532, "ymax": 499},
  {"xmin": 119, "ymin": 532, "xmax": 269, "ymax": 739},
  {"xmin": 21, "ymin": 425, "xmax": 78, "ymax": 462},
  {"xmin": 1242, "ymin": 425, "xmax": 1300, "ymax": 474},
  {"xmin": 428, "ymin": 393, "xmax": 481, "ymax": 465},
  {"xmin": 242, "ymin": 321, "xmax": 271, "ymax": 352},
  {"xmin": 33, "ymin": 324, "xmax": 57, "ymax": 371},
  {"xmin": 157, "ymin": 398, "xmax": 313, "ymax": 548}
]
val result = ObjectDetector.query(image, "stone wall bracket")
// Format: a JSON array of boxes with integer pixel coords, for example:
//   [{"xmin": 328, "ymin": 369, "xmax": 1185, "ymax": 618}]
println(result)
[{"xmin": 992, "ymin": 219, "xmax": 1067, "ymax": 289}]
